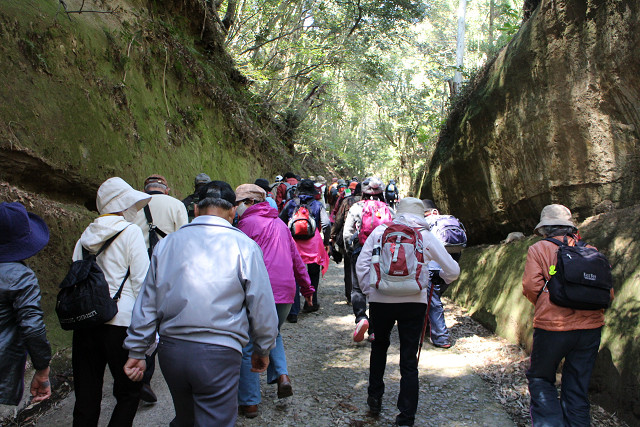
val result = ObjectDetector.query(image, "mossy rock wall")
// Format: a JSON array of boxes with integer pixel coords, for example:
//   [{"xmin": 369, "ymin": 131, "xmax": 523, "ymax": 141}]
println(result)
[
  {"xmin": 0, "ymin": 0, "xmax": 294, "ymax": 207},
  {"xmin": 420, "ymin": 0, "xmax": 640, "ymax": 244},
  {"xmin": 448, "ymin": 204, "xmax": 640, "ymax": 424},
  {"xmin": 0, "ymin": 0, "xmax": 301, "ymax": 357}
]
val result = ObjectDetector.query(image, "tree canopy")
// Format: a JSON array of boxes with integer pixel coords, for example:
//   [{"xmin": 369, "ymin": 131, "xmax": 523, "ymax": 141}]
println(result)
[{"xmin": 210, "ymin": 0, "xmax": 524, "ymax": 190}]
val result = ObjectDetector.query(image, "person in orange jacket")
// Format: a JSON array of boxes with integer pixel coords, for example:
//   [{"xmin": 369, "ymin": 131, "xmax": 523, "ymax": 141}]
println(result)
[{"xmin": 522, "ymin": 204, "xmax": 613, "ymax": 427}]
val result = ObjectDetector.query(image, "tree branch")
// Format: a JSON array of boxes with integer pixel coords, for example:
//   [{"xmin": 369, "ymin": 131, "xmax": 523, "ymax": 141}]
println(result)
[{"xmin": 238, "ymin": 24, "xmax": 305, "ymax": 56}]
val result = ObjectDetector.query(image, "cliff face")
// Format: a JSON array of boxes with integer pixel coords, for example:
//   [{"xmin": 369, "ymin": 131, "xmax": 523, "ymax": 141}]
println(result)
[
  {"xmin": 0, "ymin": 0, "xmax": 294, "ymax": 207},
  {"xmin": 421, "ymin": 0, "xmax": 640, "ymax": 244},
  {"xmin": 0, "ymin": 0, "xmax": 296, "ymax": 353}
]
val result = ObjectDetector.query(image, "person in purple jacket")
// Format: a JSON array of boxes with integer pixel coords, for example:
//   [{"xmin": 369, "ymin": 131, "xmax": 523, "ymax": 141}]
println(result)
[{"xmin": 234, "ymin": 184, "xmax": 314, "ymax": 418}]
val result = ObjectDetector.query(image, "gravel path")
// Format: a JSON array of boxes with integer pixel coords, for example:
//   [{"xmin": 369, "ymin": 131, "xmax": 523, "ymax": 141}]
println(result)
[{"xmin": 32, "ymin": 261, "xmax": 626, "ymax": 426}]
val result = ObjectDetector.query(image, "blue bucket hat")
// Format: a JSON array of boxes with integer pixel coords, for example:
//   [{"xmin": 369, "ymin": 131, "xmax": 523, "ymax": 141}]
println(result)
[{"xmin": 0, "ymin": 202, "xmax": 50, "ymax": 262}]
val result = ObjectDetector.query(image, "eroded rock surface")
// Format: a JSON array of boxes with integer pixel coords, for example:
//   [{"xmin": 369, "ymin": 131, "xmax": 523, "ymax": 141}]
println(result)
[{"xmin": 421, "ymin": 0, "xmax": 640, "ymax": 244}]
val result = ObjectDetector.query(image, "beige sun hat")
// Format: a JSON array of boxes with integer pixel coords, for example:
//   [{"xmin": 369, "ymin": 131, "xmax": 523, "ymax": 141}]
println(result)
[
  {"xmin": 534, "ymin": 204, "xmax": 576, "ymax": 236},
  {"xmin": 235, "ymin": 184, "xmax": 266, "ymax": 203},
  {"xmin": 397, "ymin": 197, "xmax": 425, "ymax": 217}
]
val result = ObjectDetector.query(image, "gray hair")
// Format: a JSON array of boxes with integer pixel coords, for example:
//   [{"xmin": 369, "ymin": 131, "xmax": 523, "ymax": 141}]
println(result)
[
  {"xmin": 538, "ymin": 225, "xmax": 577, "ymax": 238},
  {"xmin": 144, "ymin": 182, "xmax": 168, "ymax": 192}
]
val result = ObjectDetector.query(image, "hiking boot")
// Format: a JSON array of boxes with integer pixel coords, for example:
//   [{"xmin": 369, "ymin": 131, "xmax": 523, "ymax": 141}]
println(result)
[
  {"xmin": 353, "ymin": 319, "xmax": 369, "ymax": 342},
  {"xmin": 432, "ymin": 341, "xmax": 452, "ymax": 349},
  {"xmin": 367, "ymin": 333, "xmax": 375, "ymax": 343},
  {"xmin": 139, "ymin": 383, "xmax": 157, "ymax": 403},
  {"xmin": 367, "ymin": 395, "xmax": 381, "ymax": 416},
  {"xmin": 238, "ymin": 405, "xmax": 259, "ymax": 418},
  {"xmin": 287, "ymin": 314, "xmax": 298, "ymax": 323},
  {"xmin": 302, "ymin": 304, "xmax": 319, "ymax": 313},
  {"xmin": 277, "ymin": 374, "xmax": 293, "ymax": 398}
]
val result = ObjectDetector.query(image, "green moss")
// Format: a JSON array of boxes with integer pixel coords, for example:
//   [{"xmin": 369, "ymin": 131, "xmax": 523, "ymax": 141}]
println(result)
[{"xmin": 447, "ymin": 205, "xmax": 640, "ymax": 423}]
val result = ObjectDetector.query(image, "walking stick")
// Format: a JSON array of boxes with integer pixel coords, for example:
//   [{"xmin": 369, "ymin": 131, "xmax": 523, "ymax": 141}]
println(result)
[{"xmin": 417, "ymin": 272, "xmax": 437, "ymax": 363}]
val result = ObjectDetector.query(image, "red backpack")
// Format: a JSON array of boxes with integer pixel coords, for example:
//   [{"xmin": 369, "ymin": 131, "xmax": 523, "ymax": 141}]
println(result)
[
  {"xmin": 369, "ymin": 223, "xmax": 426, "ymax": 296},
  {"xmin": 288, "ymin": 202, "xmax": 317, "ymax": 240},
  {"xmin": 358, "ymin": 200, "xmax": 393, "ymax": 244}
]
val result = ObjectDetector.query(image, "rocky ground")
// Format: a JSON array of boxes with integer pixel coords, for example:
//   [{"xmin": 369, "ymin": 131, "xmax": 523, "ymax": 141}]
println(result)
[{"xmin": 5, "ymin": 261, "xmax": 628, "ymax": 426}]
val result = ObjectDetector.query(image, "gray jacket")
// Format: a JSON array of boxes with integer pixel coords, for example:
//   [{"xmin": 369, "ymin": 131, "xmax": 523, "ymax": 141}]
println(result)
[
  {"xmin": 124, "ymin": 215, "xmax": 278, "ymax": 358},
  {"xmin": 0, "ymin": 262, "xmax": 51, "ymax": 405}
]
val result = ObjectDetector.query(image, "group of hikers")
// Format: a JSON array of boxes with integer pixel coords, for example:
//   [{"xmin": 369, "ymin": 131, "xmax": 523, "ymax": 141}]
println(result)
[{"xmin": 0, "ymin": 169, "xmax": 613, "ymax": 427}]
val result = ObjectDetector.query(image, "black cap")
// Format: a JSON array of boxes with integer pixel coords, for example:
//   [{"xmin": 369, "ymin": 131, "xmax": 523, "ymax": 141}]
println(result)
[
  {"xmin": 197, "ymin": 180, "xmax": 236, "ymax": 205},
  {"xmin": 254, "ymin": 178, "xmax": 271, "ymax": 193}
]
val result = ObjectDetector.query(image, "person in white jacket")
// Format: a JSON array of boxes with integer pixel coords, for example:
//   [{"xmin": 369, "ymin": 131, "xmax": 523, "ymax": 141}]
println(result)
[
  {"xmin": 356, "ymin": 197, "xmax": 460, "ymax": 427},
  {"xmin": 71, "ymin": 177, "xmax": 150, "ymax": 427}
]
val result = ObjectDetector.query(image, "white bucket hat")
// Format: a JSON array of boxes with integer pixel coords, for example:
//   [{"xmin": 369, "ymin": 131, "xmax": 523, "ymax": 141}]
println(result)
[
  {"xmin": 96, "ymin": 177, "xmax": 151, "ymax": 214},
  {"xmin": 396, "ymin": 197, "xmax": 425, "ymax": 217},
  {"xmin": 534, "ymin": 204, "xmax": 576, "ymax": 236}
]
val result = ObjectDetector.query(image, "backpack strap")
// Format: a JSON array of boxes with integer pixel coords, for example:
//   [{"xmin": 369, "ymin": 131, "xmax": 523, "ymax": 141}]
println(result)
[
  {"xmin": 82, "ymin": 226, "xmax": 132, "ymax": 301},
  {"xmin": 544, "ymin": 233, "xmax": 582, "ymax": 247},
  {"xmin": 144, "ymin": 205, "xmax": 167, "ymax": 238},
  {"xmin": 143, "ymin": 205, "xmax": 167, "ymax": 259},
  {"xmin": 538, "ymin": 234, "xmax": 579, "ymax": 299},
  {"xmin": 112, "ymin": 268, "xmax": 130, "ymax": 301},
  {"xmin": 82, "ymin": 226, "xmax": 130, "ymax": 259},
  {"xmin": 543, "ymin": 237, "xmax": 563, "ymax": 246}
]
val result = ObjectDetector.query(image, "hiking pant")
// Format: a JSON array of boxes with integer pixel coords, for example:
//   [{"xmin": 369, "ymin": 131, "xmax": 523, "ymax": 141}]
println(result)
[
  {"xmin": 305, "ymin": 263, "xmax": 321, "ymax": 309},
  {"xmin": 343, "ymin": 253, "xmax": 353, "ymax": 303},
  {"xmin": 526, "ymin": 327, "xmax": 601, "ymax": 427},
  {"xmin": 72, "ymin": 325, "xmax": 141, "ymax": 427},
  {"xmin": 350, "ymin": 250, "xmax": 368, "ymax": 324},
  {"xmin": 238, "ymin": 303, "xmax": 291, "ymax": 405},
  {"xmin": 428, "ymin": 273, "xmax": 450, "ymax": 346},
  {"xmin": 291, "ymin": 263, "xmax": 321, "ymax": 316},
  {"xmin": 368, "ymin": 302, "xmax": 427, "ymax": 426},
  {"xmin": 143, "ymin": 348, "xmax": 157, "ymax": 385},
  {"xmin": 159, "ymin": 337, "xmax": 242, "ymax": 427}
]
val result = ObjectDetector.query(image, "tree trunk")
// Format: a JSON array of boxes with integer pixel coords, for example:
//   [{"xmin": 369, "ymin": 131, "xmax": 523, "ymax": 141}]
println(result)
[
  {"xmin": 222, "ymin": 0, "xmax": 238, "ymax": 31},
  {"xmin": 453, "ymin": 0, "xmax": 468, "ymax": 94},
  {"xmin": 489, "ymin": 0, "xmax": 494, "ymax": 49}
]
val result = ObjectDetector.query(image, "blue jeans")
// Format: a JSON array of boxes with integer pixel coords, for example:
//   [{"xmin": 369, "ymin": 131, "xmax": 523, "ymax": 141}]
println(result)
[
  {"xmin": 526, "ymin": 327, "xmax": 601, "ymax": 427},
  {"xmin": 428, "ymin": 273, "xmax": 450, "ymax": 346},
  {"xmin": 238, "ymin": 303, "xmax": 291, "ymax": 405}
]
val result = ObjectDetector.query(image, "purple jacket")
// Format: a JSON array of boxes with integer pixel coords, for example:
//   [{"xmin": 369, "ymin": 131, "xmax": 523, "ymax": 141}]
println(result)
[{"xmin": 238, "ymin": 202, "xmax": 313, "ymax": 303}]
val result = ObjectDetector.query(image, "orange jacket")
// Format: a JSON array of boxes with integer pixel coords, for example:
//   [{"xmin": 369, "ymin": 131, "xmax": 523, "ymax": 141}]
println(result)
[{"xmin": 522, "ymin": 237, "xmax": 613, "ymax": 331}]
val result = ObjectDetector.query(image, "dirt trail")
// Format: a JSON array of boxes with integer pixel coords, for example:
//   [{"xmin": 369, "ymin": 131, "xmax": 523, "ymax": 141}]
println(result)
[{"xmin": 31, "ymin": 261, "xmax": 624, "ymax": 426}]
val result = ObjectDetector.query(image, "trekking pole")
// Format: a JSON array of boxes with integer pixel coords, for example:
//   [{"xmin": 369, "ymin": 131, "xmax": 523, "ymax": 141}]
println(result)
[{"xmin": 417, "ymin": 273, "xmax": 436, "ymax": 363}]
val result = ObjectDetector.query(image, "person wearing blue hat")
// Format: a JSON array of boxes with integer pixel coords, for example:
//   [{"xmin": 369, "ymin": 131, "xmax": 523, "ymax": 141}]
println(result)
[{"xmin": 0, "ymin": 202, "xmax": 52, "ymax": 406}]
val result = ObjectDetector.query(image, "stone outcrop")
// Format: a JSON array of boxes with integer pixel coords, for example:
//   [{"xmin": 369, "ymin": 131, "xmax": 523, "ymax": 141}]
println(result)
[{"xmin": 420, "ymin": 0, "xmax": 640, "ymax": 244}]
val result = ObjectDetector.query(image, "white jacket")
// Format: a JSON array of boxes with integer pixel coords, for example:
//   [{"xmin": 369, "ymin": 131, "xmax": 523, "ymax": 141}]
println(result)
[
  {"xmin": 72, "ymin": 215, "xmax": 150, "ymax": 327},
  {"xmin": 356, "ymin": 213, "xmax": 460, "ymax": 304},
  {"xmin": 133, "ymin": 193, "xmax": 188, "ymax": 249}
]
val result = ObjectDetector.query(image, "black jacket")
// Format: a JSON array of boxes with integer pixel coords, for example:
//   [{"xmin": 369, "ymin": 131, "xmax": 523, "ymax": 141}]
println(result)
[{"xmin": 0, "ymin": 262, "xmax": 51, "ymax": 405}]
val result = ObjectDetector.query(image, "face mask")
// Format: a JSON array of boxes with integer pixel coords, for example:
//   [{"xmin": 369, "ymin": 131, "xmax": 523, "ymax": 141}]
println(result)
[
  {"xmin": 123, "ymin": 206, "xmax": 138, "ymax": 222},
  {"xmin": 236, "ymin": 202, "xmax": 248, "ymax": 217}
]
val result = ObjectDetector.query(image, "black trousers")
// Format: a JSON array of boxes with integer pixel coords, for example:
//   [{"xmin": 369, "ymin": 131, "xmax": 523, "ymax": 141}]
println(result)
[
  {"xmin": 72, "ymin": 325, "xmax": 142, "ymax": 427},
  {"xmin": 350, "ymin": 250, "xmax": 368, "ymax": 324},
  {"xmin": 368, "ymin": 302, "xmax": 427, "ymax": 427},
  {"xmin": 303, "ymin": 263, "xmax": 321, "ymax": 308},
  {"xmin": 343, "ymin": 253, "xmax": 353, "ymax": 303}
]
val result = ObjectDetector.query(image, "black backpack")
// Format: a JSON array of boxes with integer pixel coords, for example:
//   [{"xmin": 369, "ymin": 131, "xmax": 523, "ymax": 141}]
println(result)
[
  {"xmin": 539, "ymin": 235, "xmax": 613, "ymax": 310},
  {"xmin": 143, "ymin": 205, "xmax": 167, "ymax": 259},
  {"xmin": 56, "ymin": 228, "xmax": 130, "ymax": 330}
]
